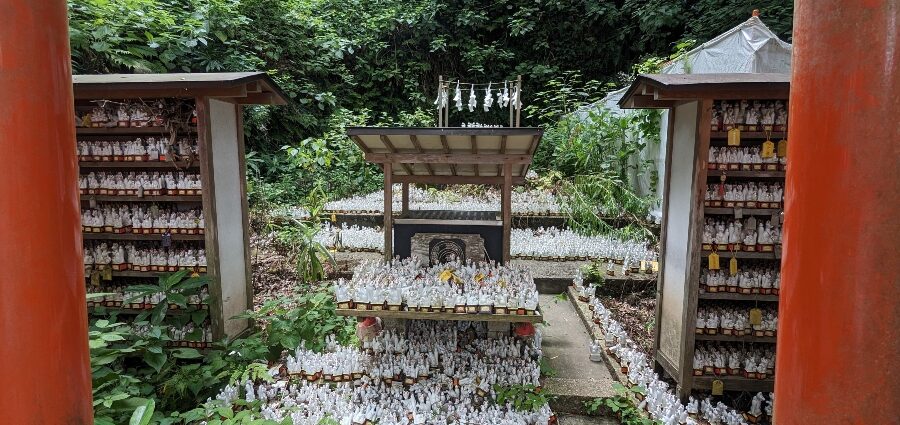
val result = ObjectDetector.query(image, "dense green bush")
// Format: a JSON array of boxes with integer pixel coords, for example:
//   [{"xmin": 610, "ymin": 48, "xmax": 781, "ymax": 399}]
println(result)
[
  {"xmin": 89, "ymin": 272, "xmax": 355, "ymax": 424},
  {"xmin": 68, "ymin": 0, "xmax": 793, "ymax": 203}
]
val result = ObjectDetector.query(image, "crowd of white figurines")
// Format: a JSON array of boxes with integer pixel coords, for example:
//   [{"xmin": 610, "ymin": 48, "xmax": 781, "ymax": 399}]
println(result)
[
  {"xmin": 693, "ymin": 343, "xmax": 776, "ymax": 381},
  {"xmin": 701, "ymin": 264, "xmax": 780, "ymax": 295},
  {"xmin": 509, "ymin": 227, "xmax": 657, "ymax": 263},
  {"xmin": 81, "ymin": 204, "xmax": 204, "ymax": 234},
  {"xmin": 314, "ymin": 223, "xmax": 657, "ymax": 265},
  {"xmin": 704, "ymin": 182, "xmax": 784, "ymax": 208},
  {"xmin": 83, "ymin": 242, "xmax": 207, "ymax": 272},
  {"xmin": 322, "ymin": 186, "xmax": 560, "ymax": 215},
  {"xmin": 131, "ymin": 322, "xmax": 212, "ymax": 346},
  {"xmin": 702, "ymin": 217, "xmax": 782, "ymax": 252},
  {"xmin": 573, "ymin": 273, "xmax": 773, "ymax": 425},
  {"xmin": 334, "ymin": 259, "xmax": 539, "ymax": 315},
  {"xmin": 77, "ymin": 137, "xmax": 197, "ymax": 162},
  {"xmin": 695, "ymin": 305, "xmax": 777, "ymax": 338},
  {"xmin": 710, "ymin": 100, "xmax": 788, "ymax": 133},
  {"xmin": 85, "ymin": 282, "xmax": 208, "ymax": 308},
  {"xmin": 207, "ymin": 321, "xmax": 552, "ymax": 425},
  {"xmin": 77, "ymin": 103, "xmax": 169, "ymax": 129},
  {"xmin": 314, "ymin": 223, "xmax": 384, "ymax": 252},
  {"xmin": 707, "ymin": 147, "xmax": 786, "ymax": 171},
  {"xmin": 78, "ymin": 171, "xmax": 203, "ymax": 195}
]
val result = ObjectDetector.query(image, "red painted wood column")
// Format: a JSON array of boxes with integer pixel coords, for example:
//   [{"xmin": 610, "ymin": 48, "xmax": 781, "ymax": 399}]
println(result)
[
  {"xmin": 776, "ymin": 1, "xmax": 899, "ymax": 423},
  {"xmin": 0, "ymin": 1, "xmax": 94, "ymax": 423}
]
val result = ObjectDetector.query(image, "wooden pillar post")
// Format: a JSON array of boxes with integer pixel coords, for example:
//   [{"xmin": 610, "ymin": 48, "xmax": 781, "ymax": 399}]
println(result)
[
  {"xmin": 401, "ymin": 182, "xmax": 409, "ymax": 215},
  {"xmin": 383, "ymin": 163, "xmax": 393, "ymax": 262},
  {"xmin": 515, "ymin": 75, "xmax": 522, "ymax": 127},
  {"xmin": 502, "ymin": 163, "xmax": 512, "ymax": 263},
  {"xmin": 0, "ymin": 0, "xmax": 93, "ymax": 422}
]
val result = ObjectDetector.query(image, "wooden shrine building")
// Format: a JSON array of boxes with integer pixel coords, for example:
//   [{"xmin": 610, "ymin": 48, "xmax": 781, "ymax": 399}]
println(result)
[{"xmin": 347, "ymin": 127, "xmax": 543, "ymax": 264}]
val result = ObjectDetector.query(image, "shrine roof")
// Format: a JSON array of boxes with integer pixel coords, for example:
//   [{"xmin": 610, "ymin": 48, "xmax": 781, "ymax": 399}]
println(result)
[
  {"xmin": 619, "ymin": 73, "xmax": 790, "ymax": 109},
  {"xmin": 346, "ymin": 127, "xmax": 543, "ymax": 185},
  {"xmin": 72, "ymin": 72, "xmax": 288, "ymax": 105}
]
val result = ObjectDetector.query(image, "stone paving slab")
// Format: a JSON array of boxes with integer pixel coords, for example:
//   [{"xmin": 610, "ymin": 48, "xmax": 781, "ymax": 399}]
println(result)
[
  {"xmin": 558, "ymin": 413, "xmax": 619, "ymax": 425},
  {"xmin": 538, "ymin": 294, "xmax": 616, "ymax": 415}
]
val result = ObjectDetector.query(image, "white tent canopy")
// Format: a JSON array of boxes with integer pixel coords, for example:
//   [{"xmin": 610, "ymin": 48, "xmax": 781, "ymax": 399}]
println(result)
[{"xmin": 582, "ymin": 16, "xmax": 792, "ymax": 221}]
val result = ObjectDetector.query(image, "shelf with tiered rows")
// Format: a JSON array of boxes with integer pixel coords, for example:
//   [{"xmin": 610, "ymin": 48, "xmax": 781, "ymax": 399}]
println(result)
[
  {"xmin": 682, "ymin": 99, "xmax": 789, "ymax": 396},
  {"xmin": 335, "ymin": 307, "xmax": 543, "ymax": 324},
  {"xmin": 77, "ymin": 100, "xmax": 213, "ymax": 348}
]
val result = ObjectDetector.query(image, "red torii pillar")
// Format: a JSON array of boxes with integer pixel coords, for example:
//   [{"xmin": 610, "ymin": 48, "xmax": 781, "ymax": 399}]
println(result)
[
  {"xmin": 776, "ymin": 1, "xmax": 899, "ymax": 423},
  {"xmin": 0, "ymin": 1, "xmax": 94, "ymax": 423}
]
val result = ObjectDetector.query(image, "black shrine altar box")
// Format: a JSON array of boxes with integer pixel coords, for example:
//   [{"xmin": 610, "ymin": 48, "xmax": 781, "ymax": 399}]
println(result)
[{"xmin": 393, "ymin": 210, "xmax": 503, "ymax": 264}]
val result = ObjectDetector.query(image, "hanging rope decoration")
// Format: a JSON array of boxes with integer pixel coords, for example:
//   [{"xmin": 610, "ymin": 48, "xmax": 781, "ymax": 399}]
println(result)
[{"xmin": 434, "ymin": 79, "xmax": 523, "ymax": 113}]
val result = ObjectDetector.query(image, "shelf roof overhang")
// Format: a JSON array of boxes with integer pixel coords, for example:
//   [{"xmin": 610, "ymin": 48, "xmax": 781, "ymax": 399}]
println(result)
[
  {"xmin": 72, "ymin": 72, "xmax": 289, "ymax": 105},
  {"xmin": 347, "ymin": 127, "xmax": 543, "ymax": 185},
  {"xmin": 619, "ymin": 73, "xmax": 790, "ymax": 109}
]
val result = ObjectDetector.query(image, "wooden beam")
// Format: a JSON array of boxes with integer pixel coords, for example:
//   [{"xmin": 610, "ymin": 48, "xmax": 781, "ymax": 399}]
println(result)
[
  {"xmin": 471, "ymin": 135, "xmax": 479, "ymax": 176},
  {"xmin": 439, "ymin": 135, "xmax": 456, "ymax": 176},
  {"xmin": 74, "ymin": 85, "xmax": 248, "ymax": 100},
  {"xmin": 384, "ymin": 163, "xmax": 393, "ymax": 262},
  {"xmin": 409, "ymin": 135, "xmax": 434, "ymax": 175},
  {"xmin": 498, "ymin": 135, "xmax": 507, "ymax": 176},
  {"xmin": 526, "ymin": 134, "xmax": 540, "ymax": 155},
  {"xmin": 365, "ymin": 153, "xmax": 532, "ymax": 165},
  {"xmin": 401, "ymin": 182, "xmax": 409, "ymax": 214},
  {"xmin": 235, "ymin": 93, "xmax": 276, "ymax": 105},
  {"xmin": 625, "ymin": 94, "xmax": 676, "ymax": 109},
  {"xmin": 350, "ymin": 135, "xmax": 371, "ymax": 153},
  {"xmin": 393, "ymin": 175, "xmax": 525, "ymax": 185},
  {"xmin": 245, "ymin": 81, "xmax": 262, "ymax": 93},
  {"xmin": 502, "ymin": 163, "xmax": 512, "ymax": 263},
  {"xmin": 380, "ymin": 135, "xmax": 414, "ymax": 175}
]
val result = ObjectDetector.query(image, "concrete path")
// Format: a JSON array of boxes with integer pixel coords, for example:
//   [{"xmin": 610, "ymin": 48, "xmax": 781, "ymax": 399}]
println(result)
[{"xmin": 539, "ymin": 293, "xmax": 617, "ymax": 415}]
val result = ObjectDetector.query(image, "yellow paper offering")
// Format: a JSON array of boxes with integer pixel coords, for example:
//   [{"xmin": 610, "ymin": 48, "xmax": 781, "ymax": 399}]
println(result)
[
  {"xmin": 712, "ymin": 380, "xmax": 725, "ymax": 395},
  {"xmin": 749, "ymin": 308, "xmax": 763, "ymax": 325},
  {"xmin": 708, "ymin": 252, "xmax": 720, "ymax": 270},
  {"xmin": 729, "ymin": 257, "xmax": 738, "ymax": 276},
  {"xmin": 761, "ymin": 140, "xmax": 775, "ymax": 158},
  {"xmin": 438, "ymin": 269, "xmax": 454, "ymax": 282},
  {"xmin": 777, "ymin": 139, "xmax": 788, "ymax": 158},
  {"xmin": 727, "ymin": 128, "xmax": 741, "ymax": 146}
]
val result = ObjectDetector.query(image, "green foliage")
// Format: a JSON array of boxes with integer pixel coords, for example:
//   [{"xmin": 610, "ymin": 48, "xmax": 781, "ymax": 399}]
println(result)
[
  {"xmin": 237, "ymin": 287, "xmax": 358, "ymax": 361},
  {"xmin": 585, "ymin": 383, "xmax": 659, "ymax": 425},
  {"xmin": 125, "ymin": 269, "xmax": 210, "ymax": 326},
  {"xmin": 91, "ymin": 274, "xmax": 352, "ymax": 423},
  {"xmin": 269, "ymin": 217, "xmax": 334, "ymax": 284},
  {"xmin": 538, "ymin": 357, "xmax": 557, "ymax": 378},
  {"xmin": 535, "ymin": 104, "xmax": 661, "ymax": 240},
  {"xmin": 69, "ymin": 0, "xmax": 793, "ymax": 203},
  {"xmin": 493, "ymin": 384, "xmax": 552, "ymax": 413},
  {"xmin": 179, "ymin": 398, "xmax": 292, "ymax": 425},
  {"xmin": 580, "ymin": 263, "xmax": 608, "ymax": 287}
]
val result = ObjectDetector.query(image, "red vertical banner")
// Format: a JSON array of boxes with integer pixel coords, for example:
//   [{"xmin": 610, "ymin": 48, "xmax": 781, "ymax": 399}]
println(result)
[
  {"xmin": 0, "ymin": 1, "xmax": 93, "ymax": 423},
  {"xmin": 777, "ymin": 0, "xmax": 899, "ymax": 423}
]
